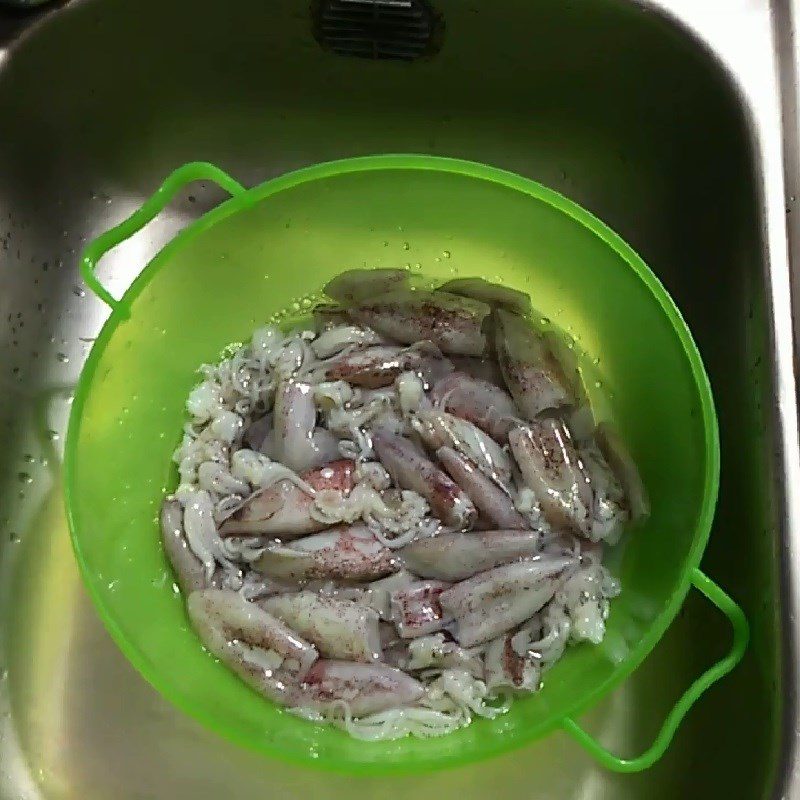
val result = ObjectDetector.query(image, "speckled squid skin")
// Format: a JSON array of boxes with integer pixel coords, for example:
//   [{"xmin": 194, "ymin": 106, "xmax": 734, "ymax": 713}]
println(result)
[
  {"xmin": 219, "ymin": 459, "xmax": 356, "ymax": 538},
  {"xmin": 436, "ymin": 446, "xmax": 526, "ymax": 530},
  {"xmin": 439, "ymin": 556, "xmax": 576, "ymax": 647},
  {"xmin": 255, "ymin": 524, "xmax": 401, "ymax": 583},
  {"xmin": 373, "ymin": 431, "xmax": 477, "ymax": 529},
  {"xmin": 494, "ymin": 308, "xmax": 575, "ymax": 420},
  {"xmin": 431, "ymin": 372, "xmax": 518, "ymax": 441},
  {"xmin": 348, "ymin": 290, "xmax": 491, "ymax": 356},
  {"xmin": 400, "ymin": 530, "xmax": 543, "ymax": 582}
]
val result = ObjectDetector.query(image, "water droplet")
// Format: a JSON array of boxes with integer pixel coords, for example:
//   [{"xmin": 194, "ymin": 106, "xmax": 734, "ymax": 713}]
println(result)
[
  {"xmin": 442, "ymin": 250, "xmax": 451, "ymax": 259},
  {"xmin": 17, "ymin": 472, "xmax": 32, "ymax": 484},
  {"xmin": 8, "ymin": 532, "xmax": 19, "ymax": 544},
  {"xmin": 56, "ymin": 352, "xmax": 69, "ymax": 363},
  {"xmin": 539, "ymin": 316, "xmax": 551, "ymax": 326},
  {"xmin": 402, "ymin": 242, "xmax": 410, "ymax": 250},
  {"xmin": 46, "ymin": 429, "xmax": 59, "ymax": 441},
  {"xmin": 592, "ymin": 357, "xmax": 600, "ymax": 366},
  {"xmin": 23, "ymin": 454, "xmax": 34, "ymax": 463},
  {"xmin": 72, "ymin": 285, "xmax": 85, "ymax": 297},
  {"xmin": 383, "ymin": 240, "xmax": 389, "ymax": 247},
  {"xmin": 594, "ymin": 381, "xmax": 602, "ymax": 389}
]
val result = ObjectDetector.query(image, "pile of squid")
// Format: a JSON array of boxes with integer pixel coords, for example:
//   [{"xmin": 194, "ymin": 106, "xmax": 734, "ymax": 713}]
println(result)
[{"xmin": 162, "ymin": 269, "xmax": 648, "ymax": 741}]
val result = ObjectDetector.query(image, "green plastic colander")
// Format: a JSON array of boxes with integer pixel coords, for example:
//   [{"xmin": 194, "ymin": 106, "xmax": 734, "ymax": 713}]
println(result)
[{"xmin": 66, "ymin": 155, "xmax": 748, "ymax": 774}]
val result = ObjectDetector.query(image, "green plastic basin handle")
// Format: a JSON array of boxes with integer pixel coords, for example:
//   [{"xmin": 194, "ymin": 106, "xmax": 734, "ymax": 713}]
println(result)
[
  {"xmin": 561, "ymin": 567, "xmax": 749, "ymax": 773},
  {"xmin": 80, "ymin": 161, "xmax": 246, "ymax": 315}
]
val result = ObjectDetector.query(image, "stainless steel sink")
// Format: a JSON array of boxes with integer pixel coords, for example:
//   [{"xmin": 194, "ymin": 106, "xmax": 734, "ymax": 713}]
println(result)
[{"xmin": 0, "ymin": 0, "xmax": 797, "ymax": 797}]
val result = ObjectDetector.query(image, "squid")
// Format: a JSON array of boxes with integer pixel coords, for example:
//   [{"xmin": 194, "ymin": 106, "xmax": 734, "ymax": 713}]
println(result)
[
  {"xmin": 160, "ymin": 498, "xmax": 221, "ymax": 594},
  {"xmin": 315, "ymin": 343, "xmax": 454, "ymax": 389},
  {"xmin": 390, "ymin": 580, "xmax": 453, "ymax": 638},
  {"xmin": 373, "ymin": 431, "xmax": 476, "ymax": 529},
  {"xmin": 313, "ymin": 303, "xmax": 349, "ymax": 332},
  {"xmin": 593, "ymin": 423, "xmax": 649, "ymax": 522},
  {"xmin": 299, "ymin": 659, "xmax": 425, "ymax": 717},
  {"xmin": 549, "ymin": 561, "xmax": 620, "ymax": 644},
  {"xmin": 494, "ymin": 308, "xmax": 578, "ymax": 420},
  {"xmin": 242, "ymin": 412, "xmax": 272, "ymax": 454},
  {"xmin": 403, "ymin": 633, "xmax": 483, "ymax": 678},
  {"xmin": 347, "ymin": 290, "xmax": 491, "ymax": 356},
  {"xmin": 189, "ymin": 590, "xmax": 422, "ymax": 716},
  {"xmin": 272, "ymin": 378, "xmax": 340, "ymax": 472},
  {"xmin": 356, "ymin": 570, "xmax": 420, "ymax": 619},
  {"xmin": 412, "ymin": 409, "xmax": 513, "ymax": 489},
  {"xmin": 509, "ymin": 420, "xmax": 593, "ymax": 535},
  {"xmin": 437, "ymin": 277, "xmax": 532, "ymax": 316},
  {"xmin": 262, "ymin": 591, "xmax": 382, "ymax": 663},
  {"xmin": 310, "ymin": 324, "xmax": 387, "ymax": 359},
  {"xmin": 449, "ymin": 356, "xmax": 506, "ymax": 387},
  {"xmin": 431, "ymin": 372, "xmax": 518, "ymax": 441},
  {"xmin": 438, "ymin": 555, "xmax": 576, "ymax": 647},
  {"xmin": 435, "ymin": 446, "xmax": 526, "ymax": 529},
  {"xmin": 187, "ymin": 589, "xmax": 319, "ymax": 685},
  {"xmin": 254, "ymin": 524, "xmax": 401, "ymax": 583},
  {"xmin": 483, "ymin": 624, "xmax": 542, "ymax": 693},
  {"xmin": 324, "ymin": 268, "xmax": 410, "ymax": 305},
  {"xmin": 400, "ymin": 530, "xmax": 542, "ymax": 581},
  {"xmin": 220, "ymin": 459, "xmax": 356, "ymax": 538}
]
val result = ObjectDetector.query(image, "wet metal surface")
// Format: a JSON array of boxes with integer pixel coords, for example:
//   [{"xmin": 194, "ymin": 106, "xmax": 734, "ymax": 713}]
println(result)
[{"xmin": 0, "ymin": 1, "xmax": 797, "ymax": 797}]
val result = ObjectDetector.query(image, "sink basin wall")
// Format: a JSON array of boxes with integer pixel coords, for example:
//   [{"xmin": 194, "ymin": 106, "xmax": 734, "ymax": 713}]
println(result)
[{"xmin": 0, "ymin": 0, "xmax": 790, "ymax": 797}]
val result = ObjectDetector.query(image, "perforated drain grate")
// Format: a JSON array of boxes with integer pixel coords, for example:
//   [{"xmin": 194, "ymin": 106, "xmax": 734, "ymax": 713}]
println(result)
[{"xmin": 312, "ymin": 0, "xmax": 443, "ymax": 61}]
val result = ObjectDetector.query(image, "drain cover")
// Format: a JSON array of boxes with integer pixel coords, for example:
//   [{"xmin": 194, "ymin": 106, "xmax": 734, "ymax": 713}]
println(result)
[{"xmin": 313, "ymin": 0, "xmax": 443, "ymax": 61}]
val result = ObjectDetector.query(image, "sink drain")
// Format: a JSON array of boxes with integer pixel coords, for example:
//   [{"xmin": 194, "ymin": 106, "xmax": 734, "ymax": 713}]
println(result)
[{"xmin": 312, "ymin": 0, "xmax": 443, "ymax": 61}]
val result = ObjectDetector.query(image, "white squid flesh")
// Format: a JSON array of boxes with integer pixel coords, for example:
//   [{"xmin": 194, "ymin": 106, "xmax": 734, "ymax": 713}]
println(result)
[
  {"xmin": 310, "ymin": 324, "xmax": 387, "ymax": 359},
  {"xmin": 273, "ymin": 379, "xmax": 340, "ymax": 472},
  {"xmin": 483, "ymin": 628, "xmax": 541, "ymax": 693},
  {"xmin": 403, "ymin": 633, "xmax": 483, "ymax": 678},
  {"xmin": 160, "ymin": 498, "xmax": 220, "ymax": 594}
]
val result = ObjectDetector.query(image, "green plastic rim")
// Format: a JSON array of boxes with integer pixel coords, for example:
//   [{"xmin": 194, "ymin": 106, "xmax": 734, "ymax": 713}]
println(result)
[{"xmin": 65, "ymin": 155, "xmax": 740, "ymax": 774}]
